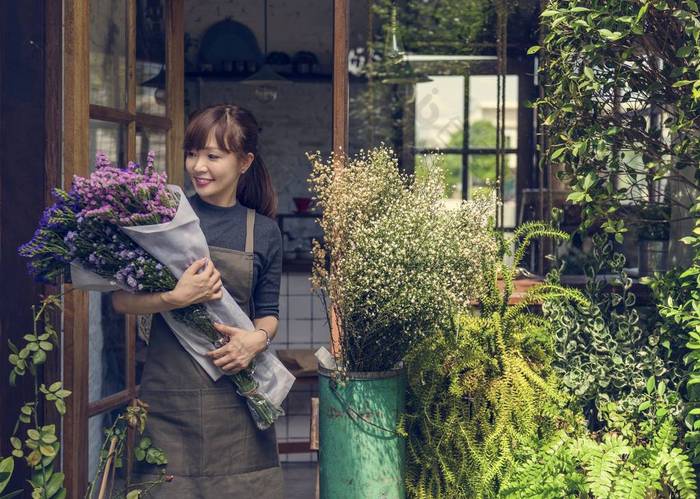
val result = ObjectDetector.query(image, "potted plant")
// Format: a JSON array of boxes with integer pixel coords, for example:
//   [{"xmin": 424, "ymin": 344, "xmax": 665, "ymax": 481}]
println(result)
[{"xmin": 308, "ymin": 147, "xmax": 497, "ymax": 498}]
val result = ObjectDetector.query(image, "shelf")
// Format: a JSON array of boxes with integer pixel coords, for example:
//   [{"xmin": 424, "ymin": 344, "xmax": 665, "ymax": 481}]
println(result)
[
  {"xmin": 185, "ymin": 72, "xmax": 367, "ymax": 84},
  {"xmin": 277, "ymin": 212, "xmax": 322, "ymax": 219}
]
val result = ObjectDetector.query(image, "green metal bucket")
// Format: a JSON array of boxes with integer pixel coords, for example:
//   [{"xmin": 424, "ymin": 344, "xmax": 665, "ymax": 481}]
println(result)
[{"xmin": 318, "ymin": 364, "xmax": 406, "ymax": 499}]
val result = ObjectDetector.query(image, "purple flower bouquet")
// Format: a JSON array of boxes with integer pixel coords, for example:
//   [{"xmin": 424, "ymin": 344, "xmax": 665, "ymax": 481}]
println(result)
[{"xmin": 19, "ymin": 153, "xmax": 294, "ymax": 429}]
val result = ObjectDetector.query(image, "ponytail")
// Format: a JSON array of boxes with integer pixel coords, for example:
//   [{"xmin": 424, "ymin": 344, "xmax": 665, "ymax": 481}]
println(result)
[{"xmin": 237, "ymin": 153, "xmax": 277, "ymax": 219}]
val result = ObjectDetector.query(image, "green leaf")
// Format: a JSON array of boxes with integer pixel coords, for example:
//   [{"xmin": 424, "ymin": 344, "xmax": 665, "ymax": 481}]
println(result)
[
  {"xmin": 672, "ymin": 80, "xmax": 695, "ymax": 87},
  {"xmin": 32, "ymin": 350, "xmax": 46, "ymax": 365},
  {"xmin": 26, "ymin": 450, "xmax": 41, "ymax": 467},
  {"xmin": 527, "ymin": 45, "xmax": 541, "ymax": 55},
  {"xmin": 48, "ymin": 382, "xmax": 61, "ymax": 393},
  {"xmin": 541, "ymin": 9, "xmax": 559, "ymax": 17},
  {"xmin": 41, "ymin": 434, "xmax": 57, "ymax": 445},
  {"xmin": 658, "ymin": 381, "xmax": 666, "ymax": 396},
  {"xmin": 677, "ymin": 47, "xmax": 693, "ymax": 58},
  {"xmin": 54, "ymin": 400, "xmax": 66, "ymax": 416},
  {"xmin": 646, "ymin": 376, "xmax": 656, "ymax": 394},
  {"xmin": 639, "ymin": 400, "xmax": 651, "ymax": 411},
  {"xmin": 583, "ymin": 66, "xmax": 595, "ymax": 80},
  {"xmin": 126, "ymin": 490, "xmax": 142, "ymax": 499},
  {"xmin": 598, "ymin": 29, "xmax": 623, "ymax": 41},
  {"xmin": 27, "ymin": 429, "xmax": 41, "ymax": 441},
  {"xmin": 567, "ymin": 191, "xmax": 587, "ymax": 203},
  {"xmin": 44, "ymin": 472, "xmax": 64, "ymax": 498},
  {"xmin": 0, "ymin": 457, "xmax": 13, "ymax": 494},
  {"xmin": 551, "ymin": 147, "xmax": 567, "ymax": 160}
]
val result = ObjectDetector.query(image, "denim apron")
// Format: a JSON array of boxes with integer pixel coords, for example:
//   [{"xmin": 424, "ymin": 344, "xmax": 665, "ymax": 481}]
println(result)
[{"xmin": 132, "ymin": 208, "xmax": 284, "ymax": 498}]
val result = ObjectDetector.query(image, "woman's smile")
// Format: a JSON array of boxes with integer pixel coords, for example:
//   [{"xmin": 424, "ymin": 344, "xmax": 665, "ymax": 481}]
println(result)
[{"xmin": 193, "ymin": 176, "xmax": 214, "ymax": 187}]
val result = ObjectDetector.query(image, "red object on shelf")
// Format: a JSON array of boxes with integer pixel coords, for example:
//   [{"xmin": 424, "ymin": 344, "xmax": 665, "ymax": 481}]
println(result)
[{"xmin": 293, "ymin": 197, "xmax": 312, "ymax": 213}]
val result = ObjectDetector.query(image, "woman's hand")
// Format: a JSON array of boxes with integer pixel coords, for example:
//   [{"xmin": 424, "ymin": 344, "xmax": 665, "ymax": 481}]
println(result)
[
  {"xmin": 206, "ymin": 324, "xmax": 268, "ymax": 374},
  {"xmin": 162, "ymin": 257, "xmax": 223, "ymax": 308}
]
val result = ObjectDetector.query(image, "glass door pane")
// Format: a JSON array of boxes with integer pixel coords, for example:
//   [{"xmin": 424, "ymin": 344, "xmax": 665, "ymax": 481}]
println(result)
[
  {"xmin": 89, "ymin": 119, "xmax": 127, "ymax": 167},
  {"xmin": 136, "ymin": 125, "xmax": 167, "ymax": 168},
  {"xmin": 90, "ymin": 0, "xmax": 128, "ymax": 109},
  {"xmin": 136, "ymin": 0, "xmax": 167, "ymax": 116},
  {"xmin": 415, "ymin": 76, "xmax": 464, "ymax": 150}
]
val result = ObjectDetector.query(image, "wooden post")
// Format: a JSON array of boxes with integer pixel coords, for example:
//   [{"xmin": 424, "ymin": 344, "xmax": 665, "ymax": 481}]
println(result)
[
  {"xmin": 166, "ymin": 0, "xmax": 185, "ymax": 187},
  {"xmin": 330, "ymin": 0, "xmax": 349, "ymax": 360},
  {"xmin": 63, "ymin": 1, "xmax": 90, "ymax": 496}
]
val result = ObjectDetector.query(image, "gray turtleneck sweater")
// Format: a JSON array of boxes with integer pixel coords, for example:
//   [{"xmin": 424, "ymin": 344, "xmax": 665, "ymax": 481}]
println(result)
[{"xmin": 189, "ymin": 194, "xmax": 282, "ymax": 319}]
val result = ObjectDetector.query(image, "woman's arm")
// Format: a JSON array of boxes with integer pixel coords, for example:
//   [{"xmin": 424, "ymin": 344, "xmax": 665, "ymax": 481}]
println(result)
[
  {"xmin": 111, "ymin": 257, "xmax": 222, "ymax": 315},
  {"xmin": 111, "ymin": 289, "xmax": 181, "ymax": 315},
  {"xmin": 253, "ymin": 315, "xmax": 279, "ymax": 343}
]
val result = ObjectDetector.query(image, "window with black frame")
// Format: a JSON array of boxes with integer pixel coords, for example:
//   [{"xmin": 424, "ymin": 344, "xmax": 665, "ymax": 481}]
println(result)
[{"xmin": 412, "ymin": 62, "xmax": 519, "ymax": 228}]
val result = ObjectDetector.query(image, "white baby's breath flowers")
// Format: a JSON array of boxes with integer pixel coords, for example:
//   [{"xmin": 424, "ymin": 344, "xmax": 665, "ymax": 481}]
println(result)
[{"xmin": 308, "ymin": 146, "xmax": 497, "ymax": 372}]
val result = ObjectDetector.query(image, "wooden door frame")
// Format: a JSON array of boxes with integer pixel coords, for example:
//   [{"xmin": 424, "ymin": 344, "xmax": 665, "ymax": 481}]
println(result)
[{"xmin": 62, "ymin": 1, "xmax": 184, "ymax": 495}]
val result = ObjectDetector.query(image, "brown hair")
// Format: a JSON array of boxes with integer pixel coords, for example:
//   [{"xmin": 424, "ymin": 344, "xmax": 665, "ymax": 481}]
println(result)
[{"xmin": 184, "ymin": 104, "xmax": 277, "ymax": 218}]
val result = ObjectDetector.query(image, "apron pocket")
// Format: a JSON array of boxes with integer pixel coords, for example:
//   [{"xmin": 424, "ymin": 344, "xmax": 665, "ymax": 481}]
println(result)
[
  {"xmin": 137, "ymin": 389, "xmax": 204, "ymax": 476},
  {"xmin": 201, "ymin": 388, "xmax": 279, "ymax": 475}
]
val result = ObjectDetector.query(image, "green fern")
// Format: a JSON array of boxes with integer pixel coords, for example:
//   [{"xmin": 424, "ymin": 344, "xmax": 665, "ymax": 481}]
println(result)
[
  {"xmin": 403, "ymin": 222, "xmax": 583, "ymax": 498},
  {"xmin": 501, "ymin": 413, "xmax": 697, "ymax": 498}
]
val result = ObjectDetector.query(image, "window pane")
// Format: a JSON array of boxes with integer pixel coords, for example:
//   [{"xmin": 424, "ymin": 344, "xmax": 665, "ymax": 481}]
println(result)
[
  {"xmin": 415, "ymin": 153, "xmax": 463, "ymax": 206},
  {"xmin": 468, "ymin": 153, "xmax": 517, "ymax": 227},
  {"xmin": 89, "ymin": 291, "xmax": 126, "ymax": 404},
  {"xmin": 89, "ymin": 120, "xmax": 126, "ymax": 168},
  {"xmin": 468, "ymin": 75, "xmax": 518, "ymax": 149},
  {"xmin": 136, "ymin": 125, "xmax": 167, "ymax": 170},
  {"xmin": 415, "ymin": 76, "xmax": 465, "ymax": 149},
  {"xmin": 89, "ymin": 119, "xmax": 127, "ymax": 168},
  {"xmin": 136, "ymin": 0, "xmax": 166, "ymax": 116},
  {"xmin": 90, "ymin": 0, "xmax": 127, "ymax": 109}
]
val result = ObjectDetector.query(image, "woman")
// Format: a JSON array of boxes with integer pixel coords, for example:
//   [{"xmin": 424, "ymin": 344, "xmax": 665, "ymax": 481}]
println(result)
[{"xmin": 112, "ymin": 104, "xmax": 284, "ymax": 498}]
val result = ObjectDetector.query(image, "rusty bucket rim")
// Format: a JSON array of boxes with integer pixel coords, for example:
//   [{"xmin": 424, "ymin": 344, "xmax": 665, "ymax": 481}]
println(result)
[{"xmin": 318, "ymin": 362, "xmax": 405, "ymax": 380}]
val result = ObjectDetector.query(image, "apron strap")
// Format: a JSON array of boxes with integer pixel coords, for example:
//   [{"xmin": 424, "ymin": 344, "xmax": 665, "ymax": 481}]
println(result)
[{"xmin": 245, "ymin": 208, "xmax": 255, "ymax": 253}]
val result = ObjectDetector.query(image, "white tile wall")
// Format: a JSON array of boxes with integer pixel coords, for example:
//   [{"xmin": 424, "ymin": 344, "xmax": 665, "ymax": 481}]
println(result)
[{"xmin": 274, "ymin": 271, "xmax": 328, "ymax": 462}]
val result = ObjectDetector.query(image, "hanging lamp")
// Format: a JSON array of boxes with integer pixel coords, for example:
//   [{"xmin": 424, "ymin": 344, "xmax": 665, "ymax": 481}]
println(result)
[
  {"xmin": 377, "ymin": 5, "xmax": 432, "ymax": 103},
  {"xmin": 242, "ymin": 0, "xmax": 288, "ymax": 102}
]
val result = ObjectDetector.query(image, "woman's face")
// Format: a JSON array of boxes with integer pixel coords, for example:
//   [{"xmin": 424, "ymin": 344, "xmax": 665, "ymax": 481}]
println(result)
[{"xmin": 185, "ymin": 133, "xmax": 254, "ymax": 207}]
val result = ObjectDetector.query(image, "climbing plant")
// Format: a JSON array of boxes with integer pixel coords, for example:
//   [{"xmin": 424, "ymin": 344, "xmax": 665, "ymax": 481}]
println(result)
[{"xmin": 534, "ymin": 0, "xmax": 700, "ymax": 240}]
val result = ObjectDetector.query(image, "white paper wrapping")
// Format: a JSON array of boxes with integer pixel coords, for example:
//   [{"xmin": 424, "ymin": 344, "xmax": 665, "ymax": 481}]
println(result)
[{"xmin": 70, "ymin": 185, "xmax": 295, "ymax": 408}]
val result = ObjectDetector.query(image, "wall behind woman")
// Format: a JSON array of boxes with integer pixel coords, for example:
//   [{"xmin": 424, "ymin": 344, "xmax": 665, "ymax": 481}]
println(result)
[{"xmin": 184, "ymin": 0, "xmax": 338, "ymax": 213}]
